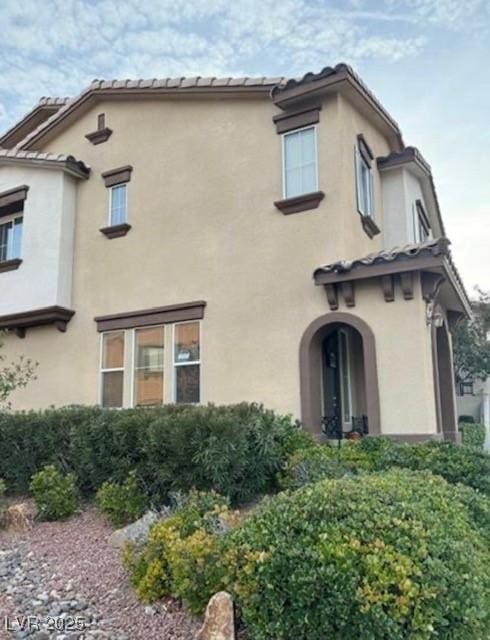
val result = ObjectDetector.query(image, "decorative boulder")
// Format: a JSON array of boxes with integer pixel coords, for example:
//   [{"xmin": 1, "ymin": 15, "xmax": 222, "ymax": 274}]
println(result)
[
  {"xmin": 109, "ymin": 510, "xmax": 163, "ymax": 548},
  {"xmin": 195, "ymin": 591, "xmax": 235, "ymax": 640},
  {"xmin": 5, "ymin": 502, "xmax": 37, "ymax": 531}
]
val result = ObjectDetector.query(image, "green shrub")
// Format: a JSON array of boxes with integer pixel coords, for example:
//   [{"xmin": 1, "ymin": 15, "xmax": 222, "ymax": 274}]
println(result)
[
  {"xmin": 459, "ymin": 422, "xmax": 486, "ymax": 450},
  {"xmin": 124, "ymin": 489, "xmax": 239, "ymax": 612},
  {"xmin": 278, "ymin": 446, "xmax": 353, "ymax": 490},
  {"xmin": 371, "ymin": 440, "xmax": 490, "ymax": 495},
  {"xmin": 30, "ymin": 465, "xmax": 79, "ymax": 521},
  {"xmin": 0, "ymin": 478, "xmax": 6, "ymax": 526},
  {"xmin": 281, "ymin": 439, "xmax": 490, "ymax": 495},
  {"xmin": 0, "ymin": 403, "xmax": 303, "ymax": 504},
  {"xmin": 96, "ymin": 471, "xmax": 147, "ymax": 527},
  {"xmin": 226, "ymin": 471, "xmax": 490, "ymax": 640}
]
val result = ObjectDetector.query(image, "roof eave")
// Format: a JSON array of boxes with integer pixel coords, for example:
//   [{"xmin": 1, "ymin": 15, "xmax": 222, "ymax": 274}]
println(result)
[{"xmin": 0, "ymin": 156, "xmax": 90, "ymax": 179}]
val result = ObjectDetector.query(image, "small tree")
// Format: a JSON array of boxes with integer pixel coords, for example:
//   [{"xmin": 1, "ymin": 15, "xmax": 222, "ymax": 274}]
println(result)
[
  {"xmin": 453, "ymin": 288, "xmax": 490, "ymax": 384},
  {"xmin": 0, "ymin": 332, "xmax": 37, "ymax": 409}
]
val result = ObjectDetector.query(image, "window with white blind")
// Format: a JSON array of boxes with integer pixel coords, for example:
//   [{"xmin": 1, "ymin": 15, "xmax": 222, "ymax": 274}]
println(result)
[
  {"xmin": 0, "ymin": 216, "xmax": 23, "ymax": 262},
  {"xmin": 109, "ymin": 184, "xmax": 127, "ymax": 226},
  {"xmin": 282, "ymin": 126, "xmax": 318, "ymax": 199},
  {"xmin": 355, "ymin": 143, "xmax": 374, "ymax": 218}
]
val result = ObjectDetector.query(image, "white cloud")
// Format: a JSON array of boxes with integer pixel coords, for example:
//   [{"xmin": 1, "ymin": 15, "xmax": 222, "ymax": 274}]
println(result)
[{"xmin": 0, "ymin": 0, "xmax": 443, "ymax": 129}]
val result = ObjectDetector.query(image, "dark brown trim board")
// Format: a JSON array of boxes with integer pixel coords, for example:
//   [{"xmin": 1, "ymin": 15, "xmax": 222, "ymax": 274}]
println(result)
[
  {"xmin": 0, "ymin": 306, "xmax": 75, "ymax": 338},
  {"xmin": 95, "ymin": 300, "xmax": 206, "ymax": 332},
  {"xmin": 86, "ymin": 128, "xmax": 113, "ymax": 145},
  {"xmin": 357, "ymin": 134, "xmax": 374, "ymax": 165},
  {"xmin": 273, "ymin": 105, "xmax": 321, "ymax": 134},
  {"xmin": 100, "ymin": 223, "xmax": 131, "ymax": 239},
  {"xmin": 274, "ymin": 191, "xmax": 325, "ymax": 215},
  {"xmin": 360, "ymin": 215, "xmax": 380, "ymax": 238},
  {"xmin": 299, "ymin": 311, "xmax": 381, "ymax": 438},
  {"xmin": 0, "ymin": 185, "xmax": 29, "ymax": 210},
  {"xmin": 0, "ymin": 258, "xmax": 22, "ymax": 273},
  {"xmin": 101, "ymin": 165, "xmax": 133, "ymax": 187}
]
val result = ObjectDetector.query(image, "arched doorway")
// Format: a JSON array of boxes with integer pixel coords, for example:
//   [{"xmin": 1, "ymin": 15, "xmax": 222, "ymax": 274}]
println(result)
[
  {"xmin": 300, "ymin": 312, "xmax": 381, "ymax": 439},
  {"xmin": 433, "ymin": 320, "xmax": 458, "ymax": 441}
]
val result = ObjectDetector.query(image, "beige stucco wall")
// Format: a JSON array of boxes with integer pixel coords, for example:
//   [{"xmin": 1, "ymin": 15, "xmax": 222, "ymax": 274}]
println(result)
[{"xmin": 1, "ymin": 92, "xmax": 438, "ymax": 435}]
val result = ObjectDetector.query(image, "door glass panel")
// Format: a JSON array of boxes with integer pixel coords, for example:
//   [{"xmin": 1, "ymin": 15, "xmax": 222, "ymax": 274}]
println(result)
[{"xmin": 340, "ymin": 331, "xmax": 351, "ymax": 423}]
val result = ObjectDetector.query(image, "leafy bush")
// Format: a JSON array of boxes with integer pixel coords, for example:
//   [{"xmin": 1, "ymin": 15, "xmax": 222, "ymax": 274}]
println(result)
[
  {"xmin": 0, "ymin": 478, "xmax": 6, "ymax": 526},
  {"xmin": 280, "ymin": 438, "xmax": 490, "ymax": 495},
  {"xmin": 96, "ymin": 471, "xmax": 147, "ymax": 527},
  {"xmin": 124, "ymin": 489, "xmax": 239, "ymax": 613},
  {"xmin": 226, "ymin": 471, "xmax": 490, "ymax": 640},
  {"xmin": 459, "ymin": 422, "xmax": 486, "ymax": 450},
  {"xmin": 0, "ymin": 403, "xmax": 305, "ymax": 504},
  {"xmin": 30, "ymin": 465, "xmax": 79, "ymax": 521}
]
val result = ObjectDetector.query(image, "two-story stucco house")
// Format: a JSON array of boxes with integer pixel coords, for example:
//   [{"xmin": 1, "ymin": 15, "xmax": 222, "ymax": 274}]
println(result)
[{"xmin": 0, "ymin": 64, "xmax": 470, "ymax": 442}]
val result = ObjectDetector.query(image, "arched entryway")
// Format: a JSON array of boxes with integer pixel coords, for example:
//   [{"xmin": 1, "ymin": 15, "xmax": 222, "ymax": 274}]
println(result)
[
  {"xmin": 433, "ymin": 319, "xmax": 458, "ymax": 441},
  {"xmin": 299, "ymin": 312, "xmax": 381, "ymax": 439}
]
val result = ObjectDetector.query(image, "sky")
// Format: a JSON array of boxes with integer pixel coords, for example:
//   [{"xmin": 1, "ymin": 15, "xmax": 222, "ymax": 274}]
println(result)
[{"xmin": 0, "ymin": 0, "xmax": 489, "ymax": 294}]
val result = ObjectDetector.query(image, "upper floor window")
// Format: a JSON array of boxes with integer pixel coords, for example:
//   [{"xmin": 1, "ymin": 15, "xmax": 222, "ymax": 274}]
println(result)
[
  {"xmin": 355, "ymin": 136, "xmax": 374, "ymax": 218},
  {"xmin": 0, "ymin": 216, "xmax": 23, "ymax": 262},
  {"xmin": 413, "ymin": 199, "xmax": 431, "ymax": 243},
  {"xmin": 109, "ymin": 184, "xmax": 127, "ymax": 226},
  {"xmin": 282, "ymin": 126, "xmax": 317, "ymax": 199}
]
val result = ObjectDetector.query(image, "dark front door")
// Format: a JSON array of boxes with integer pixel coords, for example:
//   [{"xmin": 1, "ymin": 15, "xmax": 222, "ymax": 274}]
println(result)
[{"xmin": 322, "ymin": 331, "xmax": 342, "ymax": 438}]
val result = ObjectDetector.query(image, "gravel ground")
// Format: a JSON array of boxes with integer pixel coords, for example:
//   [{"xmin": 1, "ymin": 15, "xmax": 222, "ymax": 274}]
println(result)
[{"xmin": 0, "ymin": 505, "xmax": 200, "ymax": 639}]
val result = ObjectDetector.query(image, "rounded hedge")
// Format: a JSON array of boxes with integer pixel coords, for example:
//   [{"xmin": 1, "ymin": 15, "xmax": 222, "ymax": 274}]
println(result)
[
  {"xmin": 279, "ymin": 438, "xmax": 490, "ymax": 496},
  {"xmin": 227, "ymin": 470, "xmax": 490, "ymax": 640}
]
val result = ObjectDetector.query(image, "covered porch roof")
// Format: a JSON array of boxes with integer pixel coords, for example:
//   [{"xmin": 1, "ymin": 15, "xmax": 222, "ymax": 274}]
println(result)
[{"xmin": 313, "ymin": 237, "xmax": 471, "ymax": 319}]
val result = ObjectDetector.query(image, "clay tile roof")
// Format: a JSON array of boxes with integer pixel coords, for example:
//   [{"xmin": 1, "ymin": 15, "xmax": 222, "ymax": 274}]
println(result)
[
  {"xmin": 315, "ymin": 238, "xmax": 451, "ymax": 277},
  {"xmin": 0, "ymin": 147, "xmax": 89, "ymax": 178},
  {"xmin": 13, "ymin": 74, "xmax": 288, "ymax": 150},
  {"xmin": 314, "ymin": 237, "xmax": 470, "ymax": 313}
]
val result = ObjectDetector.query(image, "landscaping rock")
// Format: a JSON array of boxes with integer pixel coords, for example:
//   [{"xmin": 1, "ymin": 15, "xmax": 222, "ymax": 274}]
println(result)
[
  {"xmin": 195, "ymin": 592, "xmax": 235, "ymax": 640},
  {"xmin": 109, "ymin": 510, "xmax": 163, "ymax": 549}
]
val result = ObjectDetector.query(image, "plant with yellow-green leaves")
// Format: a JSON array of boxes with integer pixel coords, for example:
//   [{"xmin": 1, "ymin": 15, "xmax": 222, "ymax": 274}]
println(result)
[{"xmin": 123, "ymin": 489, "xmax": 240, "ymax": 613}]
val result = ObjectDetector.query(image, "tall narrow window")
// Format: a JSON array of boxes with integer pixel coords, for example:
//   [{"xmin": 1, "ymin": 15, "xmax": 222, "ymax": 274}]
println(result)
[
  {"xmin": 134, "ymin": 326, "xmax": 164, "ymax": 406},
  {"xmin": 109, "ymin": 184, "xmax": 127, "ymax": 226},
  {"xmin": 339, "ymin": 330, "xmax": 352, "ymax": 425},
  {"xmin": 413, "ymin": 200, "xmax": 431, "ymax": 243},
  {"xmin": 100, "ymin": 331, "xmax": 125, "ymax": 408},
  {"xmin": 174, "ymin": 321, "xmax": 200, "ymax": 403},
  {"xmin": 283, "ymin": 126, "xmax": 317, "ymax": 198},
  {"xmin": 355, "ymin": 140, "xmax": 374, "ymax": 218},
  {"xmin": 0, "ymin": 217, "xmax": 23, "ymax": 262}
]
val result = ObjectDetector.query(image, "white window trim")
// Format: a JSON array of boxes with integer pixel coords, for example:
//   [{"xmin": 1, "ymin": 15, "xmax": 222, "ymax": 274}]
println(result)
[
  {"xmin": 99, "ymin": 330, "xmax": 126, "ymax": 408},
  {"xmin": 355, "ymin": 145, "xmax": 374, "ymax": 218},
  {"xmin": 281, "ymin": 125, "xmax": 319, "ymax": 199},
  {"xmin": 108, "ymin": 183, "xmax": 128, "ymax": 227},
  {"xmin": 0, "ymin": 214, "xmax": 23, "ymax": 261},
  {"xmin": 131, "ymin": 325, "xmax": 165, "ymax": 408},
  {"xmin": 172, "ymin": 320, "xmax": 202, "ymax": 404}
]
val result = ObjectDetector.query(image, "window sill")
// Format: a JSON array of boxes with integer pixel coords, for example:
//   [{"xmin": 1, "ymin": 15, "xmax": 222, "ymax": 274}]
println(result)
[
  {"xmin": 85, "ymin": 127, "xmax": 113, "ymax": 145},
  {"xmin": 0, "ymin": 258, "xmax": 22, "ymax": 273},
  {"xmin": 360, "ymin": 214, "xmax": 380, "ymax": 238},
  {"xmin": 274, "ymin": 190, "xmax": 325, "ymax": 215},
  {"xmin": 100, "ymin": 223, "xmax": 132, "ymax": 239}
]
